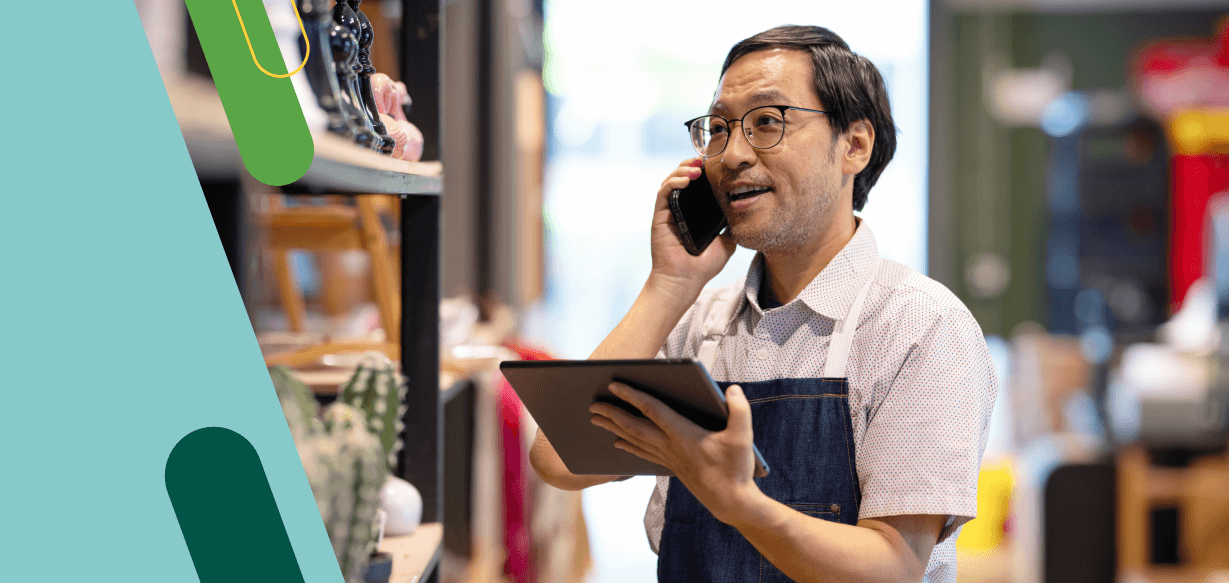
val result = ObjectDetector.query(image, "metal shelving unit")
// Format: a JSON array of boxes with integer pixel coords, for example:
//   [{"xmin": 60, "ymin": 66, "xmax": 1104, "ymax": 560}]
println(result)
[{"xmin": 168, "ymin": 2, "xmax": 451, "ymax": 580}]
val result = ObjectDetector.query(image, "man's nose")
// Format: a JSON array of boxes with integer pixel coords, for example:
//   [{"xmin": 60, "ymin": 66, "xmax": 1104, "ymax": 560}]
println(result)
[{"xmin": 720, "ymin": 125, "xmax": 758, "ymax": 169}]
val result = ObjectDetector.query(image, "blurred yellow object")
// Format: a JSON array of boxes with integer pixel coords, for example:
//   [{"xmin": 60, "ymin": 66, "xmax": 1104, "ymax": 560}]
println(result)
[
  {"xmin": 957, "ymin": 460, "xmax": 1016, "ymax": 552},
  {"xmin": 1169, "ymin": 108, "xmax": 1229, "ymax": 155}
]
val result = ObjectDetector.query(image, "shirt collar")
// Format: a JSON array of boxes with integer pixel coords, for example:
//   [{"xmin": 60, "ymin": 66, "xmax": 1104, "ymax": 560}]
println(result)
[{"xmin": 743, "ymin": 219, "xmax": 881, "ymax": 320}]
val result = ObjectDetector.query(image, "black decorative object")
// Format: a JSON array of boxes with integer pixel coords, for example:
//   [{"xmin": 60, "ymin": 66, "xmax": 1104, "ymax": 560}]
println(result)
[
  {"xmin": 297, "ymin": 0, "xmax": 356, "ymax": 138},
  {"xmin": 332, "ymin": 1, "xmax": 381, "ymax": 151},
  {"xmin": 324, "ymin": 10, "xmax": 377, "ymax": 149},
  {"xmin": 351, "ymin": 0, "xmax": 396, "ymax": 154}
]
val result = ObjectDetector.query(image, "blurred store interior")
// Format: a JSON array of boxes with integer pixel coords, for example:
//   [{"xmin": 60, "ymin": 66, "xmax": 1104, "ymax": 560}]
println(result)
[{"xmin": 136, "ymin": 0, "xmax": 1229, "ymax": 581}]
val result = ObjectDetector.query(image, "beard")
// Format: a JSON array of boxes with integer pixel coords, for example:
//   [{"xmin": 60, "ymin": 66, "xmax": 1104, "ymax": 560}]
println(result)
[{"xmin": 727, "ymin": 144, "xmax": 841, "ymax": 254}]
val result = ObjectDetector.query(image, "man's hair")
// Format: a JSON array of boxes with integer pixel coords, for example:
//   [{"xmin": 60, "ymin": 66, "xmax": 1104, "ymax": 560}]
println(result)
[{"xmin": 721, "ymin": 25, "xmax": 896, "ymax": 212}]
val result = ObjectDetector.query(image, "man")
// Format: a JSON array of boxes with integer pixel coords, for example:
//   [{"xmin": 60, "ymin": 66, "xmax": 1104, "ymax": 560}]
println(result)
[{"xmin": 529, "ymin": 25, "xmax": 997, "ymax": 583}]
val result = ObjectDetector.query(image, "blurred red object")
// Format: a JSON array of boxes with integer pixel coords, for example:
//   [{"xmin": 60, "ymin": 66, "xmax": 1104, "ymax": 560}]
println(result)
[
  {"xmin": 1132, "ymin": 18, "xmax": 1229, "ymax": 311},
  {"xmin": 1170, "ymin": 152, "xmax": 1229, "ymax": 312},
  {"xmin": 1133, "ymin": 18, "xmax": 1229, "ymax": 118},
  {"xmin": 497, "ymin": 339, "xmax": 554, "ymax": 583}
]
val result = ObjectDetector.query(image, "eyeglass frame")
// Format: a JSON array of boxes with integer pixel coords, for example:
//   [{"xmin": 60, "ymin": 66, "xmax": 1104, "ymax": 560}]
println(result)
[{"xmin": 683, "ymin": 105, "xmax": 829, "ymax": 158}]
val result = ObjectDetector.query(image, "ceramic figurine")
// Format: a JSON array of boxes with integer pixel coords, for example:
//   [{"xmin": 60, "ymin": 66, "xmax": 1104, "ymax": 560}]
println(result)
[
  {"xmin": 328, "ymin": 17, "xmax": 380, "ymax": 150},
  {"xmin": 371, "ymin": 73, "xmax": 425, "ymax": 161},
  {"xmin": 395, "ymin": 80, "xmax": 412, "ymax": 120},
  {"xmin": 371, "ymin": 73, "xmax": 398, "ymax": 118},
  {"xmin": 349, "ymin": 0, "xmax": 395, "ymax": 154},
  {"xmin": 332, "ymin": 1, "xmax": 382, "ymax": 151},
  {"xmin": 394, "ymin": 119, "xmax": 424, "ymax": 161},
  {"xmin": 295, "ymin": 0, "xmax": 358, "ymax": 138},
  {"xmin": 379, "ymin": 113, "xmax": 408, "ymax": 156}
]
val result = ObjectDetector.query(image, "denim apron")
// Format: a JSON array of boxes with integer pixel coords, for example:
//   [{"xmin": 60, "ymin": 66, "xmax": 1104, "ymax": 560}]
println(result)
[{"xmin": 656, "ymin": 259, "xmax": 881, "ymax": 583}]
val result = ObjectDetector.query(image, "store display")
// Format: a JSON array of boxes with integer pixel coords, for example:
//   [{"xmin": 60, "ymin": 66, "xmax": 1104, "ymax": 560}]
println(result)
[
  {"xmin": 328, "ymin": 9, "xmax": 380, "ymax": 150},
  {"xmin": 290, "ymin": 1, "xmax": 421, "ymax": 158},
  {"xmin": 273, "ymin": 367, "xmax": 397, "ymax": 583},
  {"xmin": 350, "ymin": 0, "xmax": 396, "ymax": 154},
  {"xmin": 379, "ymin": 476, "xmax": 424, "ymax": 536},
  {"xmin": 150, "ymin": 0, "xmax": 450, "ymax": 578},
  {"xmin": 1130, "ymin": 22, "xmax": 1229, "ymax": 311},
  {"xmin": 332, "ymin": 1, "xmax": 385, "ymax": 152},
  {"xmin": 340, "ymin": 352, "xmax": 409, "ymax": 469},
  {"xmin": 297, "ymin": 0, "xmax": 361, "ymax": 139}
]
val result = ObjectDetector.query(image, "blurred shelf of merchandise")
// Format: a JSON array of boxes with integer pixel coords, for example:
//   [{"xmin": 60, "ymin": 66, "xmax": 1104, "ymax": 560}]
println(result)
[
  {"xmin": 935, "ymin": 4, "xmax": 1229, "ymax": 583},
  {"xmin": 166, "ymin": 74, "xmax": 443, "ymax": 196},
  {"xmin": 136, "ymin": 1, "xmax": 566, "ymax": 583}
]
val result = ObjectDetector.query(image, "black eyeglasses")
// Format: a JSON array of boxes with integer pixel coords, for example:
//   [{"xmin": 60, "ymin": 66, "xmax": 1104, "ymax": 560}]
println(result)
[{"xmin": 684, "ymin": 105, "xmax": 828, "ymax": 158}]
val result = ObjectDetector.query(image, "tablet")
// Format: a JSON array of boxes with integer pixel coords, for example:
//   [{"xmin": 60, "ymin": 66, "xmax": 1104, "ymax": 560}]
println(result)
[{"xmin": 500, "ymin": 358, "xmax": 770, "ymax": 477}]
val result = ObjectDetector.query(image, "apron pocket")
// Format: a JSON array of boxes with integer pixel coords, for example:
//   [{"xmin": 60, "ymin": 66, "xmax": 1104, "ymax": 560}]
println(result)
[
  {"xmin": 784, "ymin": 502, "xmax": 841, "ymax": 519},
  {"xmin": 757, "ymin": 503, "xmax": 842, "ymax": 582}
]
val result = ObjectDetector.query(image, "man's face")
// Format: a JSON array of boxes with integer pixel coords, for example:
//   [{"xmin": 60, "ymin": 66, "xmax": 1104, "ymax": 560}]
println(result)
[{"xmin": 705, "ymin": 49, "xmax": 844, "ymax": 254}]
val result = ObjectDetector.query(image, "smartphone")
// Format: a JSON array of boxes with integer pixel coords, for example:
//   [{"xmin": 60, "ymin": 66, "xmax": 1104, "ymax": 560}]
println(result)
[{"xmin": 669, "ymin": 168, "xmax": 728, "ymax": 256}]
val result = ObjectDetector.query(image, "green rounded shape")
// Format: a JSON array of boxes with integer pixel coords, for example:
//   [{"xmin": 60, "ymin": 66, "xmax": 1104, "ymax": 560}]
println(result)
[{"xmin": 184, "ymin": 0, "xmax": 314, "ymax": 185}]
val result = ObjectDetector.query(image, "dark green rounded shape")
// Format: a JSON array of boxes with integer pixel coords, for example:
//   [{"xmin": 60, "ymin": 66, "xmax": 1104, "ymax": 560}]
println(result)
[{"xmin": 165, "ymin": 427, "xmax": 307, "ymax": 583}]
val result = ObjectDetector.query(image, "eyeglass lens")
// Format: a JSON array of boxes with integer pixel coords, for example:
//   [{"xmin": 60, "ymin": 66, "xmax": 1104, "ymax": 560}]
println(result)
[{"xmin": 690, "ymin": 106, "xmax": 786, "ymax": 157}]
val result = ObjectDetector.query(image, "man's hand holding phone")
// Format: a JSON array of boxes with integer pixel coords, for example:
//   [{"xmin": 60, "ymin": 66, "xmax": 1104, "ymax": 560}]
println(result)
[
  {"xmin": 531, "ymin": 160, "xmax": 736, "ymax": 491},
  {"xmin": 650, "ymin": 158, "xmax": 737, "ymax": 304}
]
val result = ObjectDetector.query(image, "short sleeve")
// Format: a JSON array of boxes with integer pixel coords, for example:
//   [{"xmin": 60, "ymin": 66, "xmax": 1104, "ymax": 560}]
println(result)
[
  {"xmin": 855, "ymin": 307, "xmax": 998, "ymax": 544},
  {"xmin": 656, "ymin": 293, "xmax": 709, "ymax": 360}
]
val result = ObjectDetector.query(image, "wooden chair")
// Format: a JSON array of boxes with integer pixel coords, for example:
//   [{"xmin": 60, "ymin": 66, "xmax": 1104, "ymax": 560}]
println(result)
[
  {"xmin": 260, "ymin": 194, "xmax": 400, "ymax": 367},
  {"xmin": 1118, "ymin": 446, "xmax": 1229, "ymax": 581}
]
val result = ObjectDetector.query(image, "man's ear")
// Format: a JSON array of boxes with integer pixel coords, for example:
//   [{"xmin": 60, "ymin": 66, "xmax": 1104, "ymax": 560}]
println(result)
[{"xmin": 841, "ymin": 119, "xmax": 874, "ymax": 177}]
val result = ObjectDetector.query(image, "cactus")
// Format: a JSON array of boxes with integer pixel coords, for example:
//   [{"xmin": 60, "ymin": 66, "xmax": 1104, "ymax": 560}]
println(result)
[
  {"xmin": 270, "ymin": 366, "xmax": 322, "ymax": 441},
  {"xmin": 274, "ymin": 357, "xmax": 406, "ymax": 583},
  {"xmin": 339, "ymin": 352, "xmax": 407, "ymax": 470},
  {"xmin": 300, "ymin": 403, "xmax": 389, "ymax": 583}
]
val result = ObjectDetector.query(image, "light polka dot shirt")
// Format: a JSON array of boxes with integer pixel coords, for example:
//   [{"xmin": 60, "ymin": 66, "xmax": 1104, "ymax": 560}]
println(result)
[{"xmin": 647, "ymin": 219, "xmax": 999, "ymax": 583}]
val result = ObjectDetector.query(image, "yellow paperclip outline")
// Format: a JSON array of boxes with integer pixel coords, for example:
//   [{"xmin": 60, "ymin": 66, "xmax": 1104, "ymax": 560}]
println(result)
[{"xmin": 233, "ymin": 0, "xmax": 309, "ymax": 78}]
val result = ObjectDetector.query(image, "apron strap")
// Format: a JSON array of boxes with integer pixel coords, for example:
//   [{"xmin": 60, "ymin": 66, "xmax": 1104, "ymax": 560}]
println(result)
[
  {"xmin": 695, "ymin": 288, "xmax": 744, "ymax": 373},
  {"xmin": 649, "ymin": 285, "xmax": 742, "ymax": 554},
  {"xmin": 649, "ymin": 260, "xmax": 881, "ymax": 554},
  {"xmin": 822, "ymin": 259, "xmax": 882, "ymax": 379}
]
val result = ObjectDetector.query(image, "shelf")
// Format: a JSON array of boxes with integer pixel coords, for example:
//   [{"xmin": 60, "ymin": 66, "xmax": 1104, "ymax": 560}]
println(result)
[
  {"xmin": 280, "ymin": 364, "xmax": 463, "ymax": 397},
  {"xmin": 379, "ymin": 522, "xmax": 443, "ymax": 583},
  {"xmin": 286, "ymin": 368, "xmax": 354, "ymax": 395},
  {"xmin": 163, "ymin": 74, "xmax": 442, "ymax": 195},
  {"xmin": 301, "ymin": 131, "xmax": 442, "ymax": 195}
]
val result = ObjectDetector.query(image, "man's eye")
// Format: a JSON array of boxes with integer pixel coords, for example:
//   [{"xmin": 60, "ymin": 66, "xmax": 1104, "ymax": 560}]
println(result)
[
  {"xmin": 756, "ymin": 115, "xmax": 783, "ymax": 128},
  {"xmin": 710, "ymin": 125, "xmax": 728, "ymax": 135}
]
